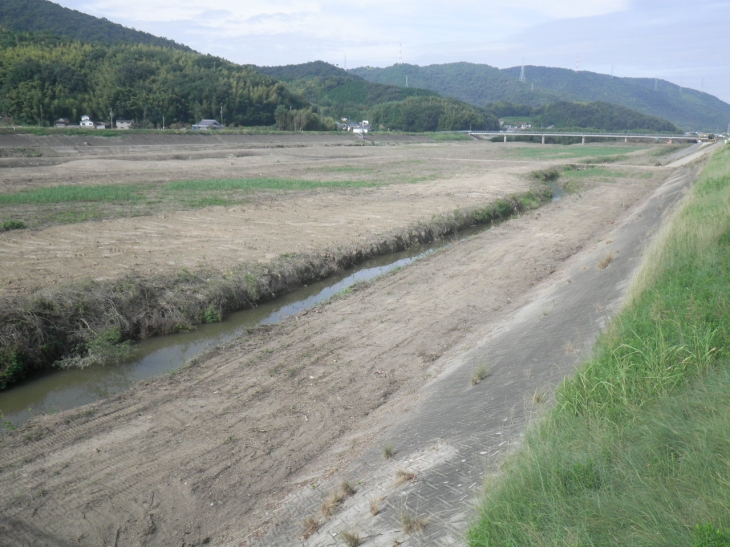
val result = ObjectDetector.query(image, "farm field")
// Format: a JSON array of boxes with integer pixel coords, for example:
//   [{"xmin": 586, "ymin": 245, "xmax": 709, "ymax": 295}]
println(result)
[{"xmin": 0, "ymin": 134, "xmax": 700, "ymax": 546}]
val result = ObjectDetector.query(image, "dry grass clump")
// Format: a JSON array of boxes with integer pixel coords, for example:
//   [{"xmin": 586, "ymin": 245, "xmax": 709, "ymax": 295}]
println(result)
[
  {"xmin": 321, "ymin": 480, "xmax": 357, "ymax": 518},
  {"xmin": 400, "ymin": 511, "xmax": 428, "ymax": 534},
  {"xmin": 597, "ymin": 252, "xmax": 615, "ymax": 270},
  {"xmin": 395, "ymin": 470, "xmax": 417, "ymax": 485},
  {"xmin": 340, "ymin": 530, "xmax": 361, "ymax": 546},
  {"xmin": 370, "ymin": 497, "xmax": 385, "ymax": 516},
  {"xmin": 383, "ymin": 445, "xmax": 396, "ymax": 459},
  {"xmin": 533, "ymin": 390, "xmax": 547, "ymax": 404},
  {"xmin": 301, "ymin": 516, "xmax": 320, "ymax": 539},
  {"xmin": 471, "ymin": 362, "xmax": 491, "ymax": 385}
]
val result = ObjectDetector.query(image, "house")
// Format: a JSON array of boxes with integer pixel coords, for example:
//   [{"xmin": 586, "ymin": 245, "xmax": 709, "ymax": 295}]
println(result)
[
  {"xmin": 80, "ymin": 115, "xmax": 95, "ymax": 128},
  {"xmin": 116, "ymin": 119, "xmax": 132, "ymax": 130},
  {"xmin": 348, "ymin": 120, "xmax": 370, "ymax": 134},
  {"xmin": 192, "ymin": 119, "xmax": 224, "ymax": 130},
  {"xmin": 95, "ymin": 122, "xmax": 110, "ymax": 129},
  {"xmin": 55, "ymin": 118, "xmax": 70, "ymax": 127}
]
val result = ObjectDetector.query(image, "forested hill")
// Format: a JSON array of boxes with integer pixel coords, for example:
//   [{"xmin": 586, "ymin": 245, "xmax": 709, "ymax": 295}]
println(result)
[
  {"xmin": 491, "ymin": 101, "xmax": 680, "ymax": 133},
  {"xmin": 0, "ymin": 31, "xmax": 307, "ymax": 127},
  {"xmin": 257, "ymin": 61, "xmax": 437, "ymax": 121},
  {"xmin": 0, "ymin": 0, "xmax": 190, "ymax": 51},
  {"xmin": 351, "ymin": 63, "xmax": 730, "ymax": 132}
]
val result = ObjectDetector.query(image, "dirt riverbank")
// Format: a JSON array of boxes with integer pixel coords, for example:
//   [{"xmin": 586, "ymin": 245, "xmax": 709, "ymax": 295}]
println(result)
[{"xmin": 0, "ymin": 143, "xmax": 677, "ymax": 545}]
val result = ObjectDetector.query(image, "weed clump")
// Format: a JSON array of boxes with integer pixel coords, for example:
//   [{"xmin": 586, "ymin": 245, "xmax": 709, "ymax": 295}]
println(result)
[
  {"xmin": 400, "ymin": 511, "xmax": 427, "ymax": 534},
  {"xmin": 471, "ymin": 362, "xmax": 491, "ymax": 385},
  {"xmin": 0, "ymin": 220, "xmax": 26, "ymax": 231},
  {"xmin": 395, "ymin": 470, "xmax": 417, "ymax": 485},
  {"xmin": 383, "ymin": 445, "xmax": 396, "ymax": 459},
  {"xmin": 340, "ymin": 530, "xmax": 361, "ymax": 546}
]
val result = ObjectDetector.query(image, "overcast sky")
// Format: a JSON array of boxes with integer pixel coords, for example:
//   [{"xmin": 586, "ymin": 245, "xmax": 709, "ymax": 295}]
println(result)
[{"xmin": 55, "ymin": 0, "xmax": 730, "ymax": 104}]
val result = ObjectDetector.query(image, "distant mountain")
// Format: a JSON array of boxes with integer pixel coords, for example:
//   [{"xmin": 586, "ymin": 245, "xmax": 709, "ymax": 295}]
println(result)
[
  {"xmin": 0, "ymin": 0, "xmax": 191, "ymax": 51},
  {"xmin": 257, "ymin": 61, "xmax": 437, "ymax": 121},
  {"xmin": 351, "ymin": 63, "xmax": 730, "ymax": 132}
]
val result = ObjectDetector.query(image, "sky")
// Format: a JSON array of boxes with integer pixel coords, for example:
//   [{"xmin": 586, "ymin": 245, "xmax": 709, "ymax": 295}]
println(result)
[{"xmin": 55, "ymin": 0, "xmax": 730, "ymax": 104}]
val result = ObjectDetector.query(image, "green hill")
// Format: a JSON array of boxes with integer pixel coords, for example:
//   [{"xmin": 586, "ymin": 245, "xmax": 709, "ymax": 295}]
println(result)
[
  {"xmin": 490, "ymin": 101, "xmax": 679, "ymax": 133},
  {"xmin": 257, "ymin": 61, "xmax": 437, "ymax": 121},
  {"xmin": 0, "ymin": 30, "xmax": 307, "ymax": 127},
  {"xmin": 0, "ymin": 0, "xmax": 190, "ymax": 51},
  {"xmin": 370, "ymin": 96, "xmax": 499, "ymax": 132},
  {"xmin": 351, "ymin": 63, "xmax": 730, "ymax": 132}
]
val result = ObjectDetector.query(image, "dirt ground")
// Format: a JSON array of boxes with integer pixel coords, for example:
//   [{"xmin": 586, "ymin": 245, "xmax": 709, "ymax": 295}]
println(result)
[
  {"xmin": 0, "ymin": 136, "xmax": 683, "ymax": 546},
  {"xmin": 0, "ymin": 138, "xmax": 659, "ymax": 295}
]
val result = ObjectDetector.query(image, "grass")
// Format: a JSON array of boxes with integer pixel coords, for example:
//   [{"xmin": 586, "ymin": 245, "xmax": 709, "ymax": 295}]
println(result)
[
  {"xmin": 321, "ymin": 481, "xmax": 356, "ymax": 518},
  {"xmin": 471, "ymin": 362, "xmax": 491, "ymax": 385},
  {"xmin": 506, "ymin": 145, "xmax": 645, "ymax": 161},
  {"xmin": 0, "ymin": 177, "xmax": 379, "ymax": 229},
  {"xmin": 430, "ymin": 132, "xmax": 472, "ymax": 141},
  {"xmin": 383, "ymin": 445, "xmax": 396, "ymax": 459},
  {"xmin": 400, "ymin": 511, "xmax": 427, "ymax": 534},
  {"xmin": 596, "ymin": 252, "xmax": 616, "ymax": 270},
  {"xmin": 340, "ymin": 531, "xmax": 361, "ymax": 546},
  {"xmin": 395, "ymin": 470, "xmax": 417, "ymax": 485},
  {"xmin": 468, "ymin": 145, "xmax": 730, "ymax": 546},
  {"xmin": 0, "ymin": 220, "xmax": 26, "ymax": 231},
  {"xmin": 301, "ymin": 516, "xmax": 320, "ymax": 539}
]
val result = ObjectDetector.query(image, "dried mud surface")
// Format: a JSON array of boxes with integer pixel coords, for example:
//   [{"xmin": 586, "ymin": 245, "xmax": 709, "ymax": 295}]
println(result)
[{"xmin": 0, "ymin": 137, "xmax": 673, "ymax": 546}]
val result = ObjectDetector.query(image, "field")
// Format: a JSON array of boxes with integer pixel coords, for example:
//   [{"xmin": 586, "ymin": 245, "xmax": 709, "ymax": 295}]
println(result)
[{"xmin": 0, "ymin": 133, "xmax": 707, "ymax": 546}]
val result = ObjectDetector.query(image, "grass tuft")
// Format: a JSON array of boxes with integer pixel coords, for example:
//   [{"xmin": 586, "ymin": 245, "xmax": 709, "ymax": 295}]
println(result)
[
  {"xmin": 400, "ymin": 511, "xmax": 427, "ymax": 534},
  {"xmin": 597, "ymin": 252, "xmax": 615, "ymax": 270},
  {"xmin": 383, "ymin": 445, "xmax": 396, "ymax": 459},
  {"xmin": 395, "ymin": 470, "xmax": 417, "ymax": 485},
  {"xmin": 471, "ymin": 361, "xmax": 491, "ymax": 385},
  {"xmin": 301, "ymin": 516, "xmax": 320, "ymax": 539},
  {"xmin": 340, "ymin": 531, "xmax": 361, "ymax": 547}
]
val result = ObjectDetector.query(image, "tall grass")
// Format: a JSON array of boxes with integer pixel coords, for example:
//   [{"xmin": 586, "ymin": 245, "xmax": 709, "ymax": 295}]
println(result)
[{"xmin": 469, "ymin": 145, "xmax": 730, "ymax": 547}]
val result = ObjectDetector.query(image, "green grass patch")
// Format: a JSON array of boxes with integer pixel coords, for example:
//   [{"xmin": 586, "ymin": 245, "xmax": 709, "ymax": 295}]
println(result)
[
  {"xmin": 508, "ymin": 145, "xmax": 644, "ymax": 161},
  {"xmin": 430, "ymin": 132, "xmax": 471, "ymax": 141},
  {"xmin": 563, "ymin": 166, "xmax": 627, "ymax": 180},
  {"xmin": 469, "ymin": 146, "xmax": 730, "ymax": 547},
  {"xmin": 1, "ymin": 219, "xmax": 26, "ymax": 231},
  {"xmin": 163, "ymin": 177, "xmax": 376, "ymax": 192},
  {"xmin": 0, "ymin": 184, "xmax": 143, "ymax": 205}
]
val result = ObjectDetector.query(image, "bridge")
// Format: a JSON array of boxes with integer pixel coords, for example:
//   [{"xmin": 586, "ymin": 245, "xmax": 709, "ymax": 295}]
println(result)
[{"xmin": 465, "ymin": 130, "xmax": 702, "ymax": 144}]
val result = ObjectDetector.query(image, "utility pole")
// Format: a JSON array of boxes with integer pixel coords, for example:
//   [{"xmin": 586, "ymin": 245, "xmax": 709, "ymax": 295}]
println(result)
[
  {"xmin": 162, "ymin": 115, "xmax": 165, "ymax": 130},
  {"xmin": 220, "ymin": 105, "xmax": 223, "ymax": 125},
  {"xmin": 109, "ymin": 109, "xmax": 114, "ymax": 129}
]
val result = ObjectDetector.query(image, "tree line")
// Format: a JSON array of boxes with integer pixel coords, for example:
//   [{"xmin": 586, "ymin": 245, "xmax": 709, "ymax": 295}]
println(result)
[
  {"xmin": 0, "ymin": 30, "xmax": 307, "ymax": 127},
  {"xmin": 487, "ymin": 100, "xmax": 680, "ymax": 132}
]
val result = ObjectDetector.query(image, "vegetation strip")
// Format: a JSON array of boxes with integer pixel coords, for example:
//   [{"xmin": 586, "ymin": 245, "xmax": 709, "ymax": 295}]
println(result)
[
  {"xmin": 0, "ymin": 185, "xmax": 551, "ymax": 389},
  {"xmin": 468, "ymin": 146, "xmax": 730, "ymax": 546}
]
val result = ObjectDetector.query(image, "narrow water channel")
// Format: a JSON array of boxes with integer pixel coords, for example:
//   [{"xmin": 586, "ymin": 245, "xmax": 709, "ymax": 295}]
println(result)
[{"xmin": 0, "ymin": 229, "xmax": 487, "ymax": 429}]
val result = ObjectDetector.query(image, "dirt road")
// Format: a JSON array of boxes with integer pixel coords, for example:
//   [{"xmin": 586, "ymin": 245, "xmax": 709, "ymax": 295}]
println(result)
[{"xmin": 0, "ymin": 142, "xmax": 688, "ymax": 545}]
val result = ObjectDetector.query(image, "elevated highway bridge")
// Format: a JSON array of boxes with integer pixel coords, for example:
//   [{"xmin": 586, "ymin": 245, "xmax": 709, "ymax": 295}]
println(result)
[{"xmin": 466, "ymin": 130, "xmax": 704, "ymax": 144}]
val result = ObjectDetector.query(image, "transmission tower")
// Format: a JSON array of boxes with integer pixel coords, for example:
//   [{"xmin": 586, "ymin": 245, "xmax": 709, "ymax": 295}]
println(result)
[
  {"xmin": 654, "ymin": 77, "xmax": 658, "ymax": 91},
  {"xmin": 575, "ymin": 55, "xmax": 580, "ymax": 72},
  {"xmin": 519, "ymin": 65, "xmax": 526, "ymax": 83},
  {"xmin": 399, "ymin": 43, "xmax": 402, "ymax": 66}
]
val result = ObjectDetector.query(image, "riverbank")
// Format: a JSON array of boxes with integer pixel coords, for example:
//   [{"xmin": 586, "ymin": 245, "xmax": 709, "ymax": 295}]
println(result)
[{"xmin": 469, "ymin": 145, "xmax": 730, "ymax": 546}]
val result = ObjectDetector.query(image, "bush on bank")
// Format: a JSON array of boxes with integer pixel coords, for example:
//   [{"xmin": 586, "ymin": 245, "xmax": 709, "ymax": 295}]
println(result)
[{"xmin": 469, "ymin": 146, "xmax": 730, "ymax": 546}]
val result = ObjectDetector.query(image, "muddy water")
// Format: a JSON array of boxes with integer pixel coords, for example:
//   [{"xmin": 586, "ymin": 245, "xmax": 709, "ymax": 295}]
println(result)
[{"xmin": 0, "ymin": 231, "xmax": 487, "ymax": 429}]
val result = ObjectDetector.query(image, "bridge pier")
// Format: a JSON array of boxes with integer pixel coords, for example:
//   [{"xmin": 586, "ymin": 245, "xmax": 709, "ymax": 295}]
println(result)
[
  {"xmin": 504, "ymin": 134, "xmax": 507, "ymax": 143},
  {"xmin": 541, "ymin": 135, "xmax": 545, "ymax": 144},
  {"xmin": 625, "ymin": 137, "xmax": 628, "ymax": 143},
  {"xmin": 581, "ymin": 136, "xmax": 586, "ymax": 145}
]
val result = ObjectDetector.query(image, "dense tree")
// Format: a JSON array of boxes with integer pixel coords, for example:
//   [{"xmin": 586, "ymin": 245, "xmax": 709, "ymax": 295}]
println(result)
[
  {"xmin": 369, "ymin": 96, "xmax": 499, "ymax": 132},
  {"xmin": 0, "ymin": 31, "xmax": 307, "ymax": 127},
  {"xmin": 0, "ymin": 0, "xmax": 190, "ymax": 51}
]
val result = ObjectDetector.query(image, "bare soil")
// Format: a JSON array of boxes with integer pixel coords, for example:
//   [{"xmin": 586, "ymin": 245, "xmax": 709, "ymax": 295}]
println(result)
[{"xmin": 0, "ymin": 137, "xmax": 675, "ymax": 546}]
